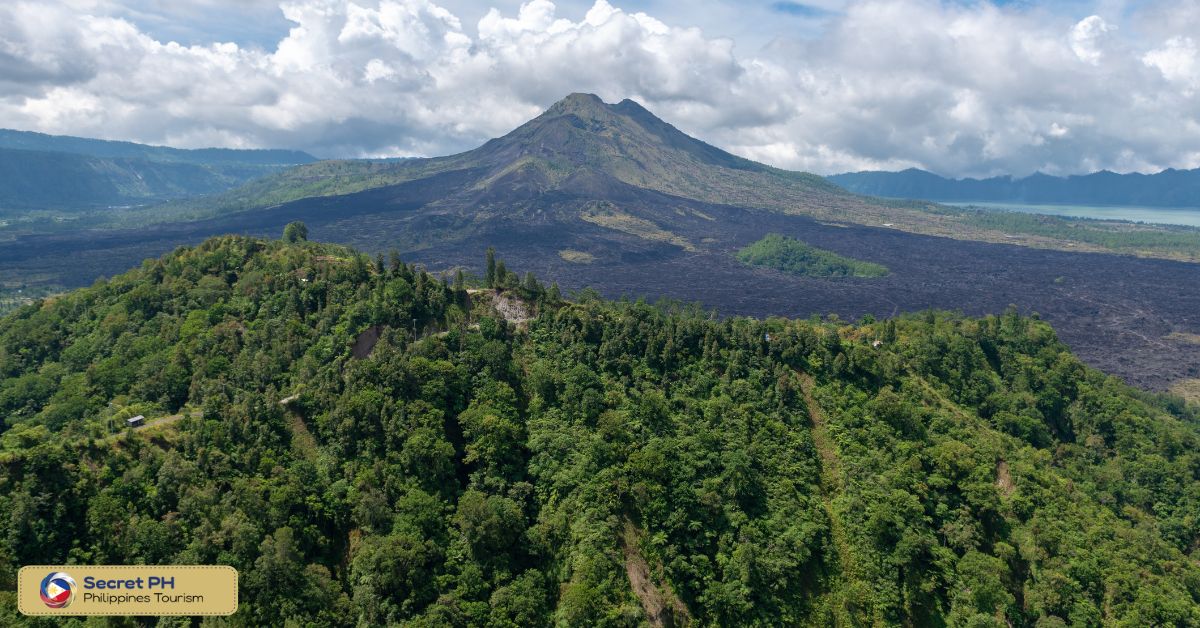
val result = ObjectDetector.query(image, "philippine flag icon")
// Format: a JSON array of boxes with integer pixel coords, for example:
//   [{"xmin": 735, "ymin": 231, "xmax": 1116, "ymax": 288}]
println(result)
[{"xmin": 39, "ymin": 572, "xmax": 76, "ymax": 609}]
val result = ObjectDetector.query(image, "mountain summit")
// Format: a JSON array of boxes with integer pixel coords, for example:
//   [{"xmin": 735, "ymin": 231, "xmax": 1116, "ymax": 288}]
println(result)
[
  {"xmin": 202, "ymin": 93, "xmax": 857, "ymax": 222},
  {"xmin": 460, "ymin": 92, "xmax": 794, "ymax": 204},
  {"xmin": 487, "ymin": 92, "xmax": 766, "ymax": 173}
]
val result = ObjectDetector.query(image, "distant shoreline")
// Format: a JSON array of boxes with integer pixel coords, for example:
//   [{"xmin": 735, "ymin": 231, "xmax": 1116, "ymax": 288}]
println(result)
[{"xmin": 941, "ymin": 201, "xmax": 1200, "ymax": 228}]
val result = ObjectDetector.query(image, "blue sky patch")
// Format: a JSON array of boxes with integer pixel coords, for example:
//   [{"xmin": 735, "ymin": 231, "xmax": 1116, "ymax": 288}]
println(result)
[{"xmin": 769, "ymin": 2, "xmax": 833, "ymax": 18}]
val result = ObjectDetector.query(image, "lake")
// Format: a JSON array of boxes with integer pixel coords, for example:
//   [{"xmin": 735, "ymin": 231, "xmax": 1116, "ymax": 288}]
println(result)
[{"xmin": 944, "ymin": 201, "xmax": 1200, "ymax": 227}]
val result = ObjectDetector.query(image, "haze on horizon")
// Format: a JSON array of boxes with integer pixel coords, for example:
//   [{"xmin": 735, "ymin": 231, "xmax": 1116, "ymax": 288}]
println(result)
[{"xmin": 3, "ymin": 0, "xmax": 1200, "ymax": 179}]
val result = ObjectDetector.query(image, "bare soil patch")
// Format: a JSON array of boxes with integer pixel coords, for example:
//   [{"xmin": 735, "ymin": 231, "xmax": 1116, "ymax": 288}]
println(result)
[{"xmin": 620, "ymin": 520, "xmax": 690, "ymax": 627}]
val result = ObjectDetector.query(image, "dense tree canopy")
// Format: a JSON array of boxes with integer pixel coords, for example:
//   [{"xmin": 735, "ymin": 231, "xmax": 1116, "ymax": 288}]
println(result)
[
  {"xmin": 737, "ymin": 233, "xmax": 889, "ymax": 278},
  {"xmin": 0, "ymin": 236, "xmax": 1197, "ymax": 626},
  {"xmin": 283, "ymin": 221, "xmax": 309, "ymax": 243}
]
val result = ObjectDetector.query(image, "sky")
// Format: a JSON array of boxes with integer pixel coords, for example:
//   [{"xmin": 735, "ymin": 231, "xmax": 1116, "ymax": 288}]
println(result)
[{"xmin": 2, "ymin": 0, "xmax": 1200, "ymax": 177}]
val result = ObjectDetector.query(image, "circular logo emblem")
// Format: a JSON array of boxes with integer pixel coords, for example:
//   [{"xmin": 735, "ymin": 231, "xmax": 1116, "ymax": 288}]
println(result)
[{"xmin": 39, "ymin": 572, "xmax": 76, "ymax": 609}]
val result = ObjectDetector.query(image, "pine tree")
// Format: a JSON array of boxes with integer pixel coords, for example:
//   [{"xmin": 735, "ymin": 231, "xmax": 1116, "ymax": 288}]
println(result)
[
  {"xmin": 454, "ymin": 269, "xmax": 465, "ymax": 291},
  {"xmin": 832, "ymin": 352, "xmax": 848, "ymax": 376},
  {"xmin": 415, "ymin": 272, "xmax": 427, "ymax": 311},
  {"xmin": 495, "ymin": 260, "xmax": 507, "ymax": 288},
  {"xmin": 884, "ymin": 319, "xmax": 898, "ymax": 343},
  {"xmin": 485, "ymin": 248, "xmax": 497, "ymax": 288},
  {"xmin": 351, "ymin": 254, "xmax": 369, "ymax": 283},
  {"xmin": 523, "ymin": 272, "xmax": 539, "ymax": 295}
]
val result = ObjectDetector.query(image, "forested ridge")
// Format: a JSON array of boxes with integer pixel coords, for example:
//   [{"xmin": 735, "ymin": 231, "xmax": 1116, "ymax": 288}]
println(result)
[{"xmin": 1, "ymin": 235, "xmax": 1199, "ymax": 626}]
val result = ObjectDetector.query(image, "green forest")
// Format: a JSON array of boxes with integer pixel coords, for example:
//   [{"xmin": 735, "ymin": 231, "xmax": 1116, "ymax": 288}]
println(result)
[
  {"xmin": 737, "ymin": 234, "xmax": 889, "ymax": 278},
  {"xmin": 1, "ymin": 235, "xmax": 1198, "ymax": 626}
]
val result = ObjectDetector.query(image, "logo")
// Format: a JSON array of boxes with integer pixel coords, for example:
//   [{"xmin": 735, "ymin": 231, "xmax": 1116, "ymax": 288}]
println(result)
[{"xmin": 39, "ymin": 572, "xmax": 76, "ymax": 609}]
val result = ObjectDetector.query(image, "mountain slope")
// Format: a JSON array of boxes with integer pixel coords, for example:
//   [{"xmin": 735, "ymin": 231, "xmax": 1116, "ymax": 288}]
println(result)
[
  {"xmin": 0, "ymin": 128, "xmax": 314, "ymax": 166},
  {"xmin": 187, "ymin": 93, "xmax": 852, "ymax": 216},
  {"xmin": 167, "ymin": 94, "xmax": 1198, "ymax": 263},
  {"xmin": 0, "ymin": 129, "xmax": 316, "ymax": 210},
  {"xmin": 829, "ymin": 167, "xmax": 1200, "ymax": 207},
  {"xmin": 1, "ymin": 236, "xmax": 1198, "ymax": 625},
  {"xmin": 0, "ymin": 148, "xmax": 299, "ymax": 209}
]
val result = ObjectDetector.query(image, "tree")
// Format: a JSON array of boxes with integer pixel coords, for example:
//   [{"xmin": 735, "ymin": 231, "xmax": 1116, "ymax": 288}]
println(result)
[
  {"xmin": 351, "ymin": 255, "xmax": 370, "ymax": 283},
  {"xmin": 485, "ymin": 247, "xmax": 497, "ymax": 288},
  {"xmin": 884, "ymin": 319, "xmax": 898, "ymax": 343},
  {"xmin": 495, "ymin": 261, "xmax": 508, "ymax": 288},
  {"xmin": 283, "ymin": 221, "xmax": 308, "ymax": 243},
  {"xmin": 522, "ymin": 272, "xmax": 539, "ymax": 296}
]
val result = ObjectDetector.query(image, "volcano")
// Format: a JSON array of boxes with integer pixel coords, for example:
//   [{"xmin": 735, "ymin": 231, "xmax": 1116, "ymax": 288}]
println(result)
[
  {"xmin": 4, "ymin": 94, "xmax": 1199, "ymax": 391},
  {"xmin": 194, "ymin": 92, "xmax": 929, "ymax": 258}
]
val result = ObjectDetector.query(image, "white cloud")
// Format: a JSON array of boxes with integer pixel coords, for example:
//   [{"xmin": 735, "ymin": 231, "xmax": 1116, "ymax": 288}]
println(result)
[
  {"xmin": 1070, "ymin": 15, "xmax": 1114, "ymax": 65},
  {"xmin": 1, "ymin": 0, "xmax": 1199, "ymax": 177},
  {"xmin": 1144, "ymin": 37, "xmax": 1199, "ymax": 89}
]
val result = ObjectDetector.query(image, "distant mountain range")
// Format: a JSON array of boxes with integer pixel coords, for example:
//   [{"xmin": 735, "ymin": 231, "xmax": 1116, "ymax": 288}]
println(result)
[
  {"xmin": 0, "ymin": 129, "xmax": 316, "ymax": 210},
  {"xmin": 828, "ymin": 167, "xmax": 1200, "ymax": 207}
]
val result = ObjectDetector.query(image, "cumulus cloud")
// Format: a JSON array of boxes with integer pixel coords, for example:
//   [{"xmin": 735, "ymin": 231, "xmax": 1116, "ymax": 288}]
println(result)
[
  {"xmin": 1070, "ymin": 15, "xmax": 1114, "ymax": 65},
  {"xmin": 1144, "ymin": 37, "xmax": 1200, "ymax": 90},
  {"xmin": 1, "ymin": 0, "xmax": 1199, "ymax": 176}
]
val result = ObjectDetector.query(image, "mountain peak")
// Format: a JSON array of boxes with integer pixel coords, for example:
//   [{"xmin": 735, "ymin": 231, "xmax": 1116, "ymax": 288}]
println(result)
[
  {"xmin": 544, "ymin": 92, "xmax": 611, "ymax": 118},
  {"xmin": 560, "ymin": 92, "xmax": 605, "ymax": 105},
  {"xmin": 542, "ymin": 93, "xmax": 657, "ymax": 124},
  {"xmin": 461, "ymin": 92, "xmax": 779, "ymax": 194}
]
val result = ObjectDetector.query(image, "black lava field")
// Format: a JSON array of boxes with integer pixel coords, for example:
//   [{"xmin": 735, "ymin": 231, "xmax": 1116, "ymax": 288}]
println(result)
[{"xmin": 3, "ymin": 192, "xmax": 1197, "ymax": 391}]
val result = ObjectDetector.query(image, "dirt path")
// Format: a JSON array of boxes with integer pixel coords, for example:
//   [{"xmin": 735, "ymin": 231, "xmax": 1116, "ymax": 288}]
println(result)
[
  {"xmin": 620, "ymin": 519, "xmax": 690, "ymax": 627},
  {"xmin": 911, "ymin": 374, "xmax": 978, "ymax": 424},
  {"xmin": 797, "ymin": 374, "xmax": 853, "ymax": 566},
  {"xmin": 287, "ymin": 413, "xmax": 319, "ymax": 459},
  {"xmin": 797, "ymin": 372, "xmax": 868, "ymax": 622},
  {"xmin": 279, "ymin": 394, "xmax": 319, "ymax": 460}
]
